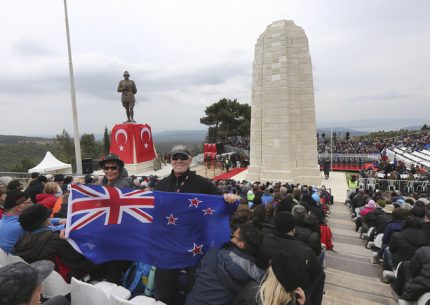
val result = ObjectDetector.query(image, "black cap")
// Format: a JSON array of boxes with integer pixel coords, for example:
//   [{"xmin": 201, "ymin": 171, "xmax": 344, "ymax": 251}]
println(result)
[
  {"xmin": 4, "ymin": 191, "xmax": 29, "ymax": 210},
  {"xmin": 53, "ymin": 174, "xmax": 64, "ymax": 182},
  {"xmin": 274, "ymin": 211, "xmax": 296, "ymax": 234},
  {"xmin": 0, "ymin": 261, "xmax": 54, "ymax": 305},
  {"xmin": 19, "ymin": 204, "xmax": 51, "ymax": 231},
  {"xmin": 271, "ymin": 251, "xmax": 306, "ymax": 291},
  {"xmin": 99, "ymin": 153, "xmax": 125, "ymax": 168}
]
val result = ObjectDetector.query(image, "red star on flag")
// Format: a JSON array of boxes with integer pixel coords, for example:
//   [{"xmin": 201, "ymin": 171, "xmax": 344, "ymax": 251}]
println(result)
[
  {"xmin": 166, "ymin": 213, "xmax": 178, "ymax": 225},
  {"xmin": 202, "ymin": 208, "xmax": 215, "ymax": 215},
  {"xmin": 188, "ymin": 243, "xmax": 203, "ymax": 256},
  {"xmin": 188, "ymin": 197, "xmax": 202, "ymax": 208}
]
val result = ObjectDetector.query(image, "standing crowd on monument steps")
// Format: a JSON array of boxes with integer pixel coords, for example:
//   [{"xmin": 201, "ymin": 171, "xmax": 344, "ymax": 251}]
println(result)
[{"xmin": 0, "ymin": 144, "xmax": 334, "ymax": 305}]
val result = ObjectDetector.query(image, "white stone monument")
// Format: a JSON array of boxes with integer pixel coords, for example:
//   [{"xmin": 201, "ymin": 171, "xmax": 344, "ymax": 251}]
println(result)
[{"xmin": 247, "ymin": 20, "xmax": 321, "ymax": 185}]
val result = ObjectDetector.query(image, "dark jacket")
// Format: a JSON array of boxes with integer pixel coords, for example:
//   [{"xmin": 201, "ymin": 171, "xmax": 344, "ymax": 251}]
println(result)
[
  {"xmin": 376, "ymin": 212, "xmax": 392, "ymax": 234},
  {"xmin": 363, "ymin": 208, "xmax": 384, "ymax": 229},
  {"xmin": 389, "ymin": 228, "xmax": 428, "ymax": 266},
  {"xmin": 382, "ymin": 220, "xmax": 404, "ymax": 245},
  {"xmin": 155, "ymin": 169, "xmax": 221, "ymax": 195},
  {"xmin": 295, "ymin": 220, "xmax": 322, "ymax": 257},
  {"xmin": 402, "ymin": 246, "xmax": 430, "ymax": 301},
  {"xmin": 102, "ymin": 167, "xmax": 133, "ymax": 188},
  {"xmin": 257, "ymin": 232, "xmax": 324, "ymax": 302},
  {"xmin": 186, "ymin": 243, "xmax": 264, "ymax": 305},
  {"xmin": 24, "ymin": 180, "xmax": 44, "ymax": 203},
  {"xmin": 14, "ymin": 230, "xmax": 93, "ymax": 278}
]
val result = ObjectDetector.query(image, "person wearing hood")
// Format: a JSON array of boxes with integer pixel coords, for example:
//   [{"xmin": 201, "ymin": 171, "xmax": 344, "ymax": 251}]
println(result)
[
  {"xmin": 99, "ymin": 153, "xmax": 133, "ymax": 188},
  {"xmin": 359, "ymin": 199, "xmax": 377, "ymax": 217}
]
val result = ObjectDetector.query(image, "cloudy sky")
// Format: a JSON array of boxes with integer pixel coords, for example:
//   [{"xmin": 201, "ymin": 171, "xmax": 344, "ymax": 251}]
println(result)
[{"xmin": 1, "ymin": 0, "xmax": 429, "ymax": 136}]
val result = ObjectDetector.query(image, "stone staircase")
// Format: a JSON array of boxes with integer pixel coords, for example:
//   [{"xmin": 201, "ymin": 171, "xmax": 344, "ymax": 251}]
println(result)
[{"xmin": 322, "ymin": 172, "xmax": 397, "ymax": 305}]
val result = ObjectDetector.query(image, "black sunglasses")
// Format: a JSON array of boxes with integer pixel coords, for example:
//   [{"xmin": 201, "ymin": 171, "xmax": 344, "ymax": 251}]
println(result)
[
  {"xmin": 103, "ymin": 165, "xmax": 119, "ymax": 171},
  {"xmin": 171, "ymin": 155, "xmax": 189, "ymax": 161}
]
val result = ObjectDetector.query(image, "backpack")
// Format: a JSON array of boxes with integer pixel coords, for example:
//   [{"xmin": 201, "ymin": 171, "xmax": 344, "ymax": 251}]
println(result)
[
  {"xmin": 320, "ymin": 224, "xmax": 334, "ymax": 251},
  {"xmin": 122, "ymin": 262, "xmax": 156, "ymax": 297}
]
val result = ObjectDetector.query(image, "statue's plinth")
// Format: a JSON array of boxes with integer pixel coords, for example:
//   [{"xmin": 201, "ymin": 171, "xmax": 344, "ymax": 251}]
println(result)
[{"xmin": 110, "ymin": 123, "xmax": 156, "ymax": 175}]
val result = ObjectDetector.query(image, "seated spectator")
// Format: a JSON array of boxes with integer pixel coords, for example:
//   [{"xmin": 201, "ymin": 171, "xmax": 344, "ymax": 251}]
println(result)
[
  {"xmin": 25, "ymin": 175, "xmax": 48, "ymax": 203},
  {"xmin": 257, "ymin": 212, "xmax": 325, "ymax": 305},
  {"xmin": 0, "ymin": 260, "xmax": 70, "ymax": 305},
  {"xmin": 385, "ymin": 210, "xmax": 427, "ymax": 270},
  {"xmin": 394, "ymin": 246, "xmax": 430, "ymax": 302},
  {"xmin": 362, "ymin": 199, "xmax": 386, "ymax": 231},
  {"xmin": 36, "ymin": 182, "xmax": 61, "ymax": 210},
  {"xmin": 0, "ymin": 191, "xmax": 33, "ymax": 253},
  {"xmin": 185, "ymin": 223, "xmax": 264, "ymax": 305},
  {"xmin": 14, "ymin": 204, "xmax": 93, "ymax": 281},
  {"xmin": 235, "ymin": 251, "xmax": 307, "ymax": 305},
  {"xmin": 0, "ymin": 184, "xmax": 6, "ymax": 219},
  {"xmin": 292, "ymin": 205, "xmax": 322, "ymax": 258}
]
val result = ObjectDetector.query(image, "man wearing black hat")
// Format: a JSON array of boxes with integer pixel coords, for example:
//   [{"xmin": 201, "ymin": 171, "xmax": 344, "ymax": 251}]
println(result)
[
  {"xmin": 154, "ymin": 144, "xmax": 240, "ymax": 305},
  {"xmin": 99, "ymin": 153, "xmax": 133, "ymax": 188},
  {"xmin": 0, "ymin": 190, "xmax": 33, "ymax": 253},
  {"xmin": 0, "ymin": 260, "xmax": 70, "ymax": 305},
  {"xmin": 257, "ymin": 211, "xmax": 325, "ymax": 305}
]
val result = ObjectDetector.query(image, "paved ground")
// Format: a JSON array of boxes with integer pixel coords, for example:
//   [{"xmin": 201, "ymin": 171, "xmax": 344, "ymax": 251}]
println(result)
[{"xmin": 322, "ymin": 172, "xmax": 397, "ymax": 305}]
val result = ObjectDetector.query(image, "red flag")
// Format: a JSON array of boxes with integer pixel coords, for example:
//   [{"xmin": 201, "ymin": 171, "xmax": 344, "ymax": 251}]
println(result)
[
  {"xmin": 134, "ymin": 124, "xmax": 156, "ymax": 163},
  {"xmin": 110, "ymin": 124, "xmax": 134, "ymax": 163}
]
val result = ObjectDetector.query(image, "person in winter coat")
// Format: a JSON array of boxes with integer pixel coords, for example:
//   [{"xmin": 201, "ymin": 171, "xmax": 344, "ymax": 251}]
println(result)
[
  {"xmin": 292, "ymin": 205, "xmax": 322, "ymax": 257},
  {"xmin": 386, "ymin": 212, "xmax": 428, "ymax": 270},
  {"xmin": 257, "ymin": 212, "xmax": 325, "ymax": 305},
  {"xmin": 36, "ymin": 182, "xmax": 60, "ymax": 210},
  {"xmin": 359, "ymin": 199, "xmax": 377, "ymax": 217},
  {"xmin": 24, "ymin": 175, "xmax": 48, "ymax": 203},
  {"xmin": 14, "ymin": 204, "xmax": 93, "ymax": 281},
  {"xmin": 99, "ymin": 153, "xmax": 134, "ymax": 188},
  {"xmin": 394, "ymin": 246, "xmax": 430, "ymax": 301},
  {"xmin": 185, "ymin": 223, "xmax": 264, "ymax": 305}
]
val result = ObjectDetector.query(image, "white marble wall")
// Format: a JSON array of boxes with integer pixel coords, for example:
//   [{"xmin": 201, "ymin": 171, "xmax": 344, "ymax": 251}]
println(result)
[{"xmin": 247, "ymin": 20, "xmax": 321, "ymax": 185}]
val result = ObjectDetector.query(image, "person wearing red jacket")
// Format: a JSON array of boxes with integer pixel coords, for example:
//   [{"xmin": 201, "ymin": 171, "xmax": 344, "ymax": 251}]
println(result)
[{"xmin": 35, "ymin": 182, "xmax": 60, "ymax": 210}]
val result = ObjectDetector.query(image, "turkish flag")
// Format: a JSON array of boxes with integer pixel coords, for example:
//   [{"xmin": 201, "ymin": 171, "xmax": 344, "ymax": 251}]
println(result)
[
  {"xmin": 134, "ymin": 124, "xmax": 156, "ymax": 163},
  {"xmin": 110, "ymin": 124, "xmax": 134, "ymax": 163}
]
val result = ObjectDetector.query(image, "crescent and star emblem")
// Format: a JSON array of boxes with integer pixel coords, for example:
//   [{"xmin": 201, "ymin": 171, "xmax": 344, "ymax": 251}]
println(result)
[
  {"xmin": 115, "ymin": 129, "xmax": 128, "ymax": 151},
  {"xmin": 140, "ymin": 126, "xmax": 151, "ymax": 149}
]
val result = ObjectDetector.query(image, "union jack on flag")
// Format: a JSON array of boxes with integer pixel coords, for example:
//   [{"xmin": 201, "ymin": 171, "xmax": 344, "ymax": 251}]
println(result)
[
  {"xmin": 68, "ymin": 184, "xmax": 154, "ymax": 232},
  {"xmin": 66, "ymin": 184, "xmax": 238, "ymax": 268}
]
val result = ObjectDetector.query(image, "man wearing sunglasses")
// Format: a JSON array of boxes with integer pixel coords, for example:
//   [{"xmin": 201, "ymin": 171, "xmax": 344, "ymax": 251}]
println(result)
[
  {"xmin": 154, "ymin": 144, "xmax": 239, "ymax": 305},
  {"xmin": 99, "ymin": 153, "xmax": 134, "ymax": 189}
]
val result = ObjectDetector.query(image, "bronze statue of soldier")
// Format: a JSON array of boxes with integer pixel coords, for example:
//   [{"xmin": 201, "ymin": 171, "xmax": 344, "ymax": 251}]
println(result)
[{"xmin": 117, "ymin": 71, "xmax": 137, "ymax": 123}]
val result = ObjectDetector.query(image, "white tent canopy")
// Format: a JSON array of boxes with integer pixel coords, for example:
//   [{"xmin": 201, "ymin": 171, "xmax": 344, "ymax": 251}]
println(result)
[{"xmin": 28, "ymin": 151, "xmax": 72, "ymax": 174}]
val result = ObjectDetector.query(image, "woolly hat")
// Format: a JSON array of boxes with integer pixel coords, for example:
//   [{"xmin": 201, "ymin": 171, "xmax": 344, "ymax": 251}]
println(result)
[
  {"xmin": 376, "ymin": 199, "xmax": 386, "ymax": 208},
  {"xmin": 382, "ymin": 204, "xmax": 395, "ymax": 214},
  {"xmin": 275, "ymin": 211, "xmax": 296, "ymax": 234},
  {"xmin": 365, "ymin": 199, "xmax": 376, "ymax": 209},
  {"xmin": 19, "ymin": 204, "xmax": 51, "ymax": 232},
  {"xmin": 4, "ymin": 191, "xmax": 29, "ymax": 210},
  {"xmin": 311, "ymin": 193, "xmax": 320, "ymax": 203},
  {"xmin": 271, "ymin": 251, "xmax": 306, "ymax": 291},
  {"xmin": 410, "ymin": 206, "xmax": 425, "ymax": 218}
]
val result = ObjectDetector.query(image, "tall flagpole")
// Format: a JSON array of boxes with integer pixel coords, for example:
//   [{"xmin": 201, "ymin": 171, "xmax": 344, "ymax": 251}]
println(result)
[{"xmin": 63, "ymin": 0, "xmax": 82, "ymax": 174}]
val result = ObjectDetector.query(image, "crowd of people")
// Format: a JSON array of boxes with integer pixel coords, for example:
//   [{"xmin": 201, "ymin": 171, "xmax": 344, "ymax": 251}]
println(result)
[
  {"xmin": 225, "ymin": 136, "xmax": 250, "ymax": 150},
  {"xmin": 0, "ymin": 144, "xmax": 334, "ymax": 305},
  {"xmin": 346, "ymin": 183, "xmax": 430, "ymax": 303},
  {"xmin": 317, "ymin": 131, "xmax": 430, "ymax": 156}
]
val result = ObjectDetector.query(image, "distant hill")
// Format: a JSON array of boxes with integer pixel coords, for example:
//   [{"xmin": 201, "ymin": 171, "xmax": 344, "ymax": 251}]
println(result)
[
  {"xmin": 316, "ymin": 127, "xmax": 368, "ymax": 137},
  {"xmin": 0, "ymin": 135, "xmax": 54, "ymax": 145},
  {"xmin": 152, "ymin": 130, "xmax": 207, "ymax": 143}
]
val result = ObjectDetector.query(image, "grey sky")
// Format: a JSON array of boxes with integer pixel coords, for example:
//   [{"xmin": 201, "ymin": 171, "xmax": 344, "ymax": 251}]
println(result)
[{"xmin": 1, "ymin": 0, "xmax": 429, "ymax": 136}]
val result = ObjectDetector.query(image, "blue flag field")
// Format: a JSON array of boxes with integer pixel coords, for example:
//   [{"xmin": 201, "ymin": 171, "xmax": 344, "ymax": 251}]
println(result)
[{"xmin": 65, "ymin": 184, "xmax": 237, "ymax": 268}]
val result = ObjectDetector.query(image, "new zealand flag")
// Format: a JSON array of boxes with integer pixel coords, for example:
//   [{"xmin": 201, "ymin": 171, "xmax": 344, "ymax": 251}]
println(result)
[{"xmin": 66, "ymin": 184, "xmax": 237, "ymax": 268}]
